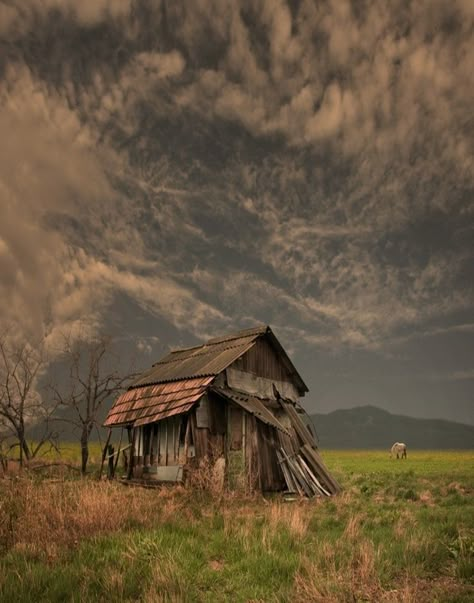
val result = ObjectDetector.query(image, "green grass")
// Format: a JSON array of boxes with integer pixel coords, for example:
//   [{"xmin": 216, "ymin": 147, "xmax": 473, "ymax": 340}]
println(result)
[
  {"xmin": 33, "ymin": 441, "xmax": 104, "ymax": 465},
  {"xmin": 1, "ymin": 450, "xmax": 473, "ymax": 602},
  {"xmin": 322, "ymin": 449, "xmax": 474, "ymax": 478}
]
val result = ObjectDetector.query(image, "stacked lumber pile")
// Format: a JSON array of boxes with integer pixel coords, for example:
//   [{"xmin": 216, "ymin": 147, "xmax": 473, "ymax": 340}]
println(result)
[{"xmin": 276, "ymin": 400, "xmax": 340, "ymax": 497}]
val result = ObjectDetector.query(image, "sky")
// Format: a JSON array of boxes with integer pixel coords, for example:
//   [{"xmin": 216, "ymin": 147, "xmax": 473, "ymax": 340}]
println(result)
[{"xmin": 0, "ymin": 0, "xmax": 473, "ymax": 425}]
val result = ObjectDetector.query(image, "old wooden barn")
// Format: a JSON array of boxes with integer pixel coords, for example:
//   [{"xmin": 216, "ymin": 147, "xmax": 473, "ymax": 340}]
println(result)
[{"xmin": 104, "ymin": 326, "xmax": 340, "ymax": 496}]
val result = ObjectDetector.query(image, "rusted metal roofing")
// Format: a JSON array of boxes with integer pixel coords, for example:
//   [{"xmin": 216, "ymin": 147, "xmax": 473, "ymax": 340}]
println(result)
[
  {"xmin": 104, "ymin": 377, "xmax": 214, "ymax": 427},
  {"xmin": 213, "ymin": 386, "xmax": 290, "ymax": 435},
  {"xmin": 130, "ymin": 334, "xmax": 260, "ymax": 387}
]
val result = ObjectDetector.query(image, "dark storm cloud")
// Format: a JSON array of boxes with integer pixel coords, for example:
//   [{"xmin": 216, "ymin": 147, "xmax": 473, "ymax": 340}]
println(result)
[{"xmin": 0, "ymin": 0, "xmax": 473, "ymax": 421}]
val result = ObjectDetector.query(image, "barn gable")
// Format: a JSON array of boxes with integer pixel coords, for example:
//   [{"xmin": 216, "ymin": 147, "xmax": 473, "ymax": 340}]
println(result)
[
  {"xmin": 232, "ymin": 336, "xmax": 296, "ymax": 383},
  {"xmin": 209, "ymin": 327, "xmax": 307, "ymax": 394}
]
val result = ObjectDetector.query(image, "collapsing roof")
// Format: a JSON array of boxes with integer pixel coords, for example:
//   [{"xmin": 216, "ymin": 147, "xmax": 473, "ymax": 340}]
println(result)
[
  {"xmin": 104, "ymin": 325, "xmax": 340, "ymax": 497},
  {"xmin": 105, "ymin": 325, "xmax": 307, "ymax": 428},
  {"xmin": 213, "ymin": 386, "xmax": 290, "ymax": 434}
]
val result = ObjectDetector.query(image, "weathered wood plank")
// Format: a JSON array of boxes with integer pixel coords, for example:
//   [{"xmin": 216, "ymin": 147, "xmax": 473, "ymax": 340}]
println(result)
[
  {"xmin": 127, "ymin": 428, "xmax": 136, "ymax": 480},
  {"xmin": 298, "ymin": 456, "xmax": 330, "ymax": 496},
  {"xmin": 276, "ymin": 449, "xmax": 297, "ymax": 493},
  {"xmin": 301, "ymin": 444, "xmax": 341, "ymax": 494},
  {"xmin": 280, "ymin": 401, "xmax": 314, "ymax": 448},
  {"xmin": 196, "ymin": 394, "xmax": 210, "ymax": 428},
  {"xmin": 229, "ymin": 405, "xmax": 243, "ymax": 450},
  {"xmin": 113, "ymin": 427, "xmax": 124, "ymax": 477}
]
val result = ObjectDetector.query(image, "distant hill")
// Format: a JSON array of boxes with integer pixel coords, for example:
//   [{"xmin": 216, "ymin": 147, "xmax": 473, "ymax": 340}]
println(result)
[{"xmin": 309, "ymin": 405, "xmax": 474, "ymax": 449}]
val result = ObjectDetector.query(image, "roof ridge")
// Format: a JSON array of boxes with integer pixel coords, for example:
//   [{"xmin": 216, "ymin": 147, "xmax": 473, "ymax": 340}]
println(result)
[
  {"xmin": 206, "ymin": 325, "xmax": 268, "ymax": 344},
  {"xmin": 169, "ymin": 344, "xmax": 202, "ymax": 354},
  {"xmin": 160, "ymin": 326, "xmax": 267, "ymax": 358},
  {"xmin": 153, "ymin": 339, "xmax": 259, "ymax": 367}
]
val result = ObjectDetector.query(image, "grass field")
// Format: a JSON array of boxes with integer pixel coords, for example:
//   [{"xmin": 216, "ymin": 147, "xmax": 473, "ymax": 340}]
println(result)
[{"xmin": 0, "ymin": 450, "xmax": 473, "ymax": 602}]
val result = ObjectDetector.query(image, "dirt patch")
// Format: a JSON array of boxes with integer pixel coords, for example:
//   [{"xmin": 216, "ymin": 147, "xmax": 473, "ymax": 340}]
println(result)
[
  {"xmin": 209, "ymin": 560, "xmax": 224, "ymax": 571},
  {"xmin": 418, "ymin": 490, "xmax": 434, "ymax": 506},
  {"xmin": 447, "ymin": 482, "xmax": 467, "ymax": 494}
]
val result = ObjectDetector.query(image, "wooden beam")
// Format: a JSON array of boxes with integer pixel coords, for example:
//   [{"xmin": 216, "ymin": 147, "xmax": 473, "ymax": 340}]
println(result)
[
  {"xmin": 98, "ymin": 428, "xmax": 112, "ymax": 480},
  {"xmin": 113, "ymin": 426, "xmax": 124, "ymax": 478},
  {"xmin": 127, "ymin": 428, "xmax": 136, "ymax": 480}
]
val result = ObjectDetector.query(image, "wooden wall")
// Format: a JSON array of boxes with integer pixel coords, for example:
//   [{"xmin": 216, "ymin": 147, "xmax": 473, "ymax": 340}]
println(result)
[
  {"xmin": 256, "ymin": 422, "xmax": 285, "ymax": 491},
  {"xmin": 191, "ymin": 393, "xmax": 226, "ymax": 460},
  {"xmin": 131, "ymin": 394, "xmax": 286, "ymax": 493},
  {"xmin": 135, "ymin": 416, "xmax": 187, "ymax": 468},
  {"xmin": 232, "ymin": 337, "xmax": 294, "ymax": 384}
]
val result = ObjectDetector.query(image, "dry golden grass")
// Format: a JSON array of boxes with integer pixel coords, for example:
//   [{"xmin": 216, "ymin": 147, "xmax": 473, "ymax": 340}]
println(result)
[
  {"xmin": 293, "ymin": 539, "xmax": 452, "ymax": 603},
  {"xmin": 187, "ymin": 446, "xmax": 231, "ymax": 497},
  {"xmin": 292, "ymin": 573, "xmax": 467, "ymax": 603},
  {"xmin": 343, "ymin": 511, "xmax": 364, "ymax": 540},
  {"xmin": 0, "ymin": 477, "xmax": 187, "ymax": 559},
  {"xmin": 223, "ymin": 512, "xmax": 255, "ymax": 554},
  {"xmin": 394, "ymin": 508, "xmax": 417, "ymax": 538},
  {"xmin": 267, "ymin": 501, "xmax": 311, "ymax": 538}
]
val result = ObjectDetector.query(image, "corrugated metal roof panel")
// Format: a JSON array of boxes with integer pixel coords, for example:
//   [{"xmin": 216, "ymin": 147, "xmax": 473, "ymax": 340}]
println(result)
[
  {"xmin": 130, "ymin": 337, "xmax": 258, "ymax": 387},
  {"xmin": 144, "ymin": 334, "xmax": 260, "ymax": 367}
]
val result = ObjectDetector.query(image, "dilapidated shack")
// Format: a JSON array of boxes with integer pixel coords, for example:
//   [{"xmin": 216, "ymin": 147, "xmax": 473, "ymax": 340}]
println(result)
[{"xmin": 104, "ymin": 326, "xmax": 340, "ymax": 496}]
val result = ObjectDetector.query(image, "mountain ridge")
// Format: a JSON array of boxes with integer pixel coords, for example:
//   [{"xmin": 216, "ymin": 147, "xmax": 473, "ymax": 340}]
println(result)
[{"xmin": 309, "ymin": 405, "xmax": 474, "ymax": 449}]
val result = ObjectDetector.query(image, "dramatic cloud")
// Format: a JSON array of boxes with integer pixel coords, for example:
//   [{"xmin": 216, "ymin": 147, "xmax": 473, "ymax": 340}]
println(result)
[
  {"xmin": 0, "ymin": 66, "xmax": 111, "ymax": 338},
  {"xmin": 0, "ymin": 0, "xmax": 473, "ymax": 421},
  {"xmin": 1, "ymin": 0, "xmax": 132, "ymax": 32}
]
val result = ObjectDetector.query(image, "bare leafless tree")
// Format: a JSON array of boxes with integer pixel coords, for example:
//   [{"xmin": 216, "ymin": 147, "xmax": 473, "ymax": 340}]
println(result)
[
  {"xmin": 0, "ymin": 335, "xmax": 58, "ymax": 465},
  {"xmin": 53, "ymin": 335, "xmax": 134, "ymax": 474}
]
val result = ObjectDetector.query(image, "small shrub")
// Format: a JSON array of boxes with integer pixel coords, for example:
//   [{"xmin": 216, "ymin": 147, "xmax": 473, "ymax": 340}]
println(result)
[{"xmin": 267, "ymin": 502, "xmax": 310, "ymax": 539}]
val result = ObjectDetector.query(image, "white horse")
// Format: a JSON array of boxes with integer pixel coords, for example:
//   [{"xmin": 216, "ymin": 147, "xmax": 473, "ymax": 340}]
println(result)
[{"xmin": 391, "ymin": 442, "xmax": 407, "ymax": 459}]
